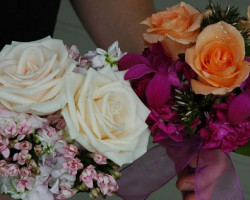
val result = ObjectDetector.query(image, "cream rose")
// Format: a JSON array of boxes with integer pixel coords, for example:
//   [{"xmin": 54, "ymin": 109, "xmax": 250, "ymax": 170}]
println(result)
[
  {"xmin": 0, "ymin": 37, "xmax": 77, "ymax": 115},
  {"xmin": 62, "ymin": 66, "xmax": 150, "ymax": 166}
]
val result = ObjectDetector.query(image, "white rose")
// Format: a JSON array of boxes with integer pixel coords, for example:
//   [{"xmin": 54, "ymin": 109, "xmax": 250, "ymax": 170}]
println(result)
[
  {"xmin": 62, "ymin": 66, "xmax": 150, "ymax": 166},
  {"xmin": 0, "ymin": 36, "xmax": 77, "ymax": 115}
]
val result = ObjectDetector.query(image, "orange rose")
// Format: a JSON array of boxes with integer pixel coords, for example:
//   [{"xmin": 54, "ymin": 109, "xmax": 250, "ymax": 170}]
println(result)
[
  {"xmin": 185, "ymin": 21, "xmax": 250, "ymax": 95},
  {"xmin": 141, "ymin": 2, "xmax": 203, "ymax": 60}
]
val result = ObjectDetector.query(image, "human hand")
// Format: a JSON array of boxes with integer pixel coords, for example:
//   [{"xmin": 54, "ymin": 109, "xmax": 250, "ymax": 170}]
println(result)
[
  {"xmin": 0, "ymin": 194, "xmax": 13, "ymax": 200},
  {"xmin": 176, "ymin": 150, "xmax": 228, "ymax": 200}
]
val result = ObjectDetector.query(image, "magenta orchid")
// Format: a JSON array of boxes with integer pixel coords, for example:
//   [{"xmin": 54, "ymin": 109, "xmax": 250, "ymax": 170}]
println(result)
[
  {"xmin": 119, "ymin": 43, "xmax": 181, "ymax": 107},
  {"xmin": 228, "ymin": 75, "xmax": 250, "ymax": 124}
]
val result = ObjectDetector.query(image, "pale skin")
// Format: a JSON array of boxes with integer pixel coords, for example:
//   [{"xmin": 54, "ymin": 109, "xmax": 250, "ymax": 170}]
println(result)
[
  {"xmin": 176, "ymin": 153, "xmax": 228, "ymax": 200},
  {"xmin": 70, "ymin": 0, "xmax": 155, "ymax": 53},
  {"xmin": 0, "ymin": 1, "xmax": 223, "ymax": 200}
]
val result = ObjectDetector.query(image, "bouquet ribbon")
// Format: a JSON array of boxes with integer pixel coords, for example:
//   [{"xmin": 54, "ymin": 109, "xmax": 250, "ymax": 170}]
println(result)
[{"xmin": 117, "ymin": 136, "xmax": 244, "ymax": 200}]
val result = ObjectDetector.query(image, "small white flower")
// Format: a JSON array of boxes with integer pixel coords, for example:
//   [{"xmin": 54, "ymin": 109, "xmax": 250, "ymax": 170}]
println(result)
[{"xmin": 84, "ymin": 41, "xmax": 126, "ymax": 70}]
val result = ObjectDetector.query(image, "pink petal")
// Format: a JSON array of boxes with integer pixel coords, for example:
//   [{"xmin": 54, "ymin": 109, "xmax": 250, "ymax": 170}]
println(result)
[
  {"xmin": 167, "ymin": 72, "xmax": 181, "ymax": 87},
  {"xmin": 228, "ymin": 92, "xmax": 250, "ymax": 124},
  {"xmin": 124, "ymin": 64, "xmax": 155, "ymax": 80},
  {"xmin": 2, "ymin": 148, "xmax": 10, "ymax": 158},
  {"xmin": 118, "ymin": 54, "xmax": 151, "ymax": 70},
  {"xmin": 146, "ymin": 72, "xmax": 171, "ymax": 107}
]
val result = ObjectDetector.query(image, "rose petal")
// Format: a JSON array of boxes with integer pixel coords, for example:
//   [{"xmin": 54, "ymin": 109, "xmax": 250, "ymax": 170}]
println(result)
[
  {"xmin": 118, "ymin": 54, "xmax": 151, "ymax": 71},
  {"xmin": 124, "ymin": 64, "xmax": 155, "ymax": 80},
  {"xmin": 146, "ymin": 72, "xmax": 171, "ymax": 107}
]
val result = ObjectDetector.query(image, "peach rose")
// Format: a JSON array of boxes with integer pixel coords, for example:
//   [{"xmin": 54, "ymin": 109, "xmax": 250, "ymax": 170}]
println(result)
[
  {"xmin": 185, "ymin": 21, "xmax": 250, "ymax": 95},
  {"xmin": 141, "ymin": 2, "xmax": 203, "ymax": 60}
]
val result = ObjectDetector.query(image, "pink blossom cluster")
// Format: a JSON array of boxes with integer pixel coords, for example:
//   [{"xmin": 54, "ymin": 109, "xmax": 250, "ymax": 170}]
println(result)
[
  {"xmin": 198, "ymin": 94, "xmax": 250, "ymax": 152},
  {"xmin": 66, "ymin": 45, "xmax": 89, "ymax": 68},
  {"xmin": 46, "ymin": 114, "xmax": 66, "ymax": 130},
  {"xmin": 79, "ymin": 164, "xmax": 118, "ymax": 196},
  {"xmin": 147, "ymin": 103, "xmax": 185, "ymax": 143},
  {"xmin": 0, "ymin": 109, "xmax": 120, "ymax": 200},
  {"xmin": 0, "ymin": 115, "xmax": 35, "ymax": 158},
  {"xmin": 0, "ymin": 109, "xmax": 46, "ymax": 197}
]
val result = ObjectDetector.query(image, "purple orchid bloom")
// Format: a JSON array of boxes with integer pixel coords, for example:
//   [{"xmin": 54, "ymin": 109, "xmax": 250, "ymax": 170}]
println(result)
[
  {"xmin": 228, "ymin": 69, "xmax": 250, "ymax": 125},
  {"xmin": 118, "ymin": 43, "xmax": 181, "ymax": 107}
]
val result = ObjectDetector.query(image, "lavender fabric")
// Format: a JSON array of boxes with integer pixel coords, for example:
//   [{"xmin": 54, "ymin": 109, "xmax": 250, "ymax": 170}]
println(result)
[
  {"xmin": 195, "ymin": 150, "xmax": 244, "ymax": 200},
  {"xmin": 117, "ymin": 137, "xmax": 202, "ymax": 200},
  {"xmin": 117, "ymin": 137, "xmax": 244, "ymax": 200}
]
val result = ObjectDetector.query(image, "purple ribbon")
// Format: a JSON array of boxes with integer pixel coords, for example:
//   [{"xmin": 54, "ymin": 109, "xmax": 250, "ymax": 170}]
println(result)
[{"xmin": 117, "ymin": 137, "xmax": 244, "ymax": 200}]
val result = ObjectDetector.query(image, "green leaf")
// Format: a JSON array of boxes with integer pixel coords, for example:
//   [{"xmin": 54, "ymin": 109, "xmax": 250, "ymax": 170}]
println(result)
[
  {"xmin": 234, "ymin": 141, "xmax": 250, "ymax": 156},
  {"xmin": 245, "ymin": 45, "xmax": 250, "ymax": 57}
]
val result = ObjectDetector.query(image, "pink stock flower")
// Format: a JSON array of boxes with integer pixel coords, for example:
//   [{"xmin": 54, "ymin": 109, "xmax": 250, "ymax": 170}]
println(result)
[
  {"xmin": 17, "ymin": 118, "xmax": 34, "ymax": 140},
  {"xmin": 0, "ymin": 120, "xmax": 18, "ymax": 138},
  {"xmin": 40, "ymin": 125, "xmax": 57, "ymax": 138},
  {"xmin": 13, "ymin": 152, "xmax": 31, "ymax": 165},
  {"xmin": 46, "ymin": 114, "xmax": 66, "ymax": 129},
  {"xmin": 0, "ymin": 160, "xmax": 7, "ymax": 175},
  {"xmin": 198, "ymin": 97, "xmax": 250, "ymax": 152},
  {"xmin": 63, "ymin": 158, "xmax": 84, "ymax": 175},
  {"xmin": 20, "ymin": 167, "xmax": 32, "ymax": 179},
  {"xmin": 38, "ymin": 125, "xmax": 63, "ymax": 145},
  {"xmin": 14, "ymin": 141, "xmax": 32, "ymax": 154},
  {"xmin": 79, "ymin": 165, "xmax": 97, "ymax": 188},
  {"xmin": 56, "ymin": 186, "xmax": 76, "ymax": 200},
  {"xmin": 93, "ymin": 153, "xmax": 107, "ymax": 165},
  {"xmin": 147, "ymin": 104, "xmax": 185, "ymax": 142},
  {"xmin": 97, "ymin": 173, "xmax": 118, "ymax": 196},
  {"xmin": 0, "ymin": 136, "xmax": 10, "ymax": 158},
  {"xmin": 64, "ymin": 144, "xmax": 78, "ymax": 158},
  {"xmin": 66, "ymin": 44, "xmax": 89, "ymax": 67},
  {"xmin": 6, "ymin": 164, "xmax": 19, "ymax": 177},
  {"xmin": 16, "ymin": 177, "xmax": 34, "ymax": 193}
]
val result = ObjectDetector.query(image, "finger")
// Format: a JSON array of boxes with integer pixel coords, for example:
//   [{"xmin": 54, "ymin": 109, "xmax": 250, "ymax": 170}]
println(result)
[
  {"xmin": 184, "ymin": 192, "xmax": 196, "ymax": 200},
  {"xmin": 0, "ymin": 195, "xmax": 13, "ymax": 200},
  {"xmin": 176, "ymin": 173, "xmax": 195, "ymax": 191},
  {"xmin": 194, "ymin": 181, "xmax": 215, "ymax": 200},
  {"xmin": 189, "ymin": 154, "xmax": 198, "ymax": 168},
  {"xmin": 195, "ymin": 150, "xmax": 228, "ymax": 191}
]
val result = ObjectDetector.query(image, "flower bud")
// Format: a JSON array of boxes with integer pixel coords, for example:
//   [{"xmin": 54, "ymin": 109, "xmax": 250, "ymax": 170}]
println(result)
[
  {"xmin": 112, "ymin": 164, "xmax": 120, "ymax": 170},
  {"xmin": 27, "ymin": 159, "xmax": 38, "ymax": 169},
  {"xmin": 33, "ymin": 135, "xmax": 40, "ymax": 144},
  {"xmin": 112, "ymin": 171, "xmax": 121, "ymax": 179},
  {"xmin": 32, "ymin": 167, "xmax": 41, "ymax": 175},
  {"xmin": 9, "ymin": 139, "xmax": 18, "ymax": 148},
  {"xmin": 90, "ymin": 188, "xmax": 100, "ymax": 198},
  {"xmin": 34, "ymin": 145, "xmax": 43, "ymax": 155},
  {"xmin": 79, "ymin": 183, "xmax": 89, "ymax": 191}
]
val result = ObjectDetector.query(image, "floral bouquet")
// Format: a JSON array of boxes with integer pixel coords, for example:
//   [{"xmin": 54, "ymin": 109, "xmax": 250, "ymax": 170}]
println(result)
[
  {"xmin": 116, "ymin": 1, "xmax": 250, "ymax": 200},
  {"xmin": 0, "ymin": 38, "xmax": 151, "ymax": 200},
  {"xmin": 0, "ymin": 1, "xmax": 250, "ymax": 200}
]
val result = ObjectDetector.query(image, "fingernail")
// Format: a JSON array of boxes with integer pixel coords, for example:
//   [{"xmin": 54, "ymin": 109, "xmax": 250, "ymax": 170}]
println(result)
[{"xmin": 180, "ymin": 182, "xmax": 193, "ymax": 191}]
